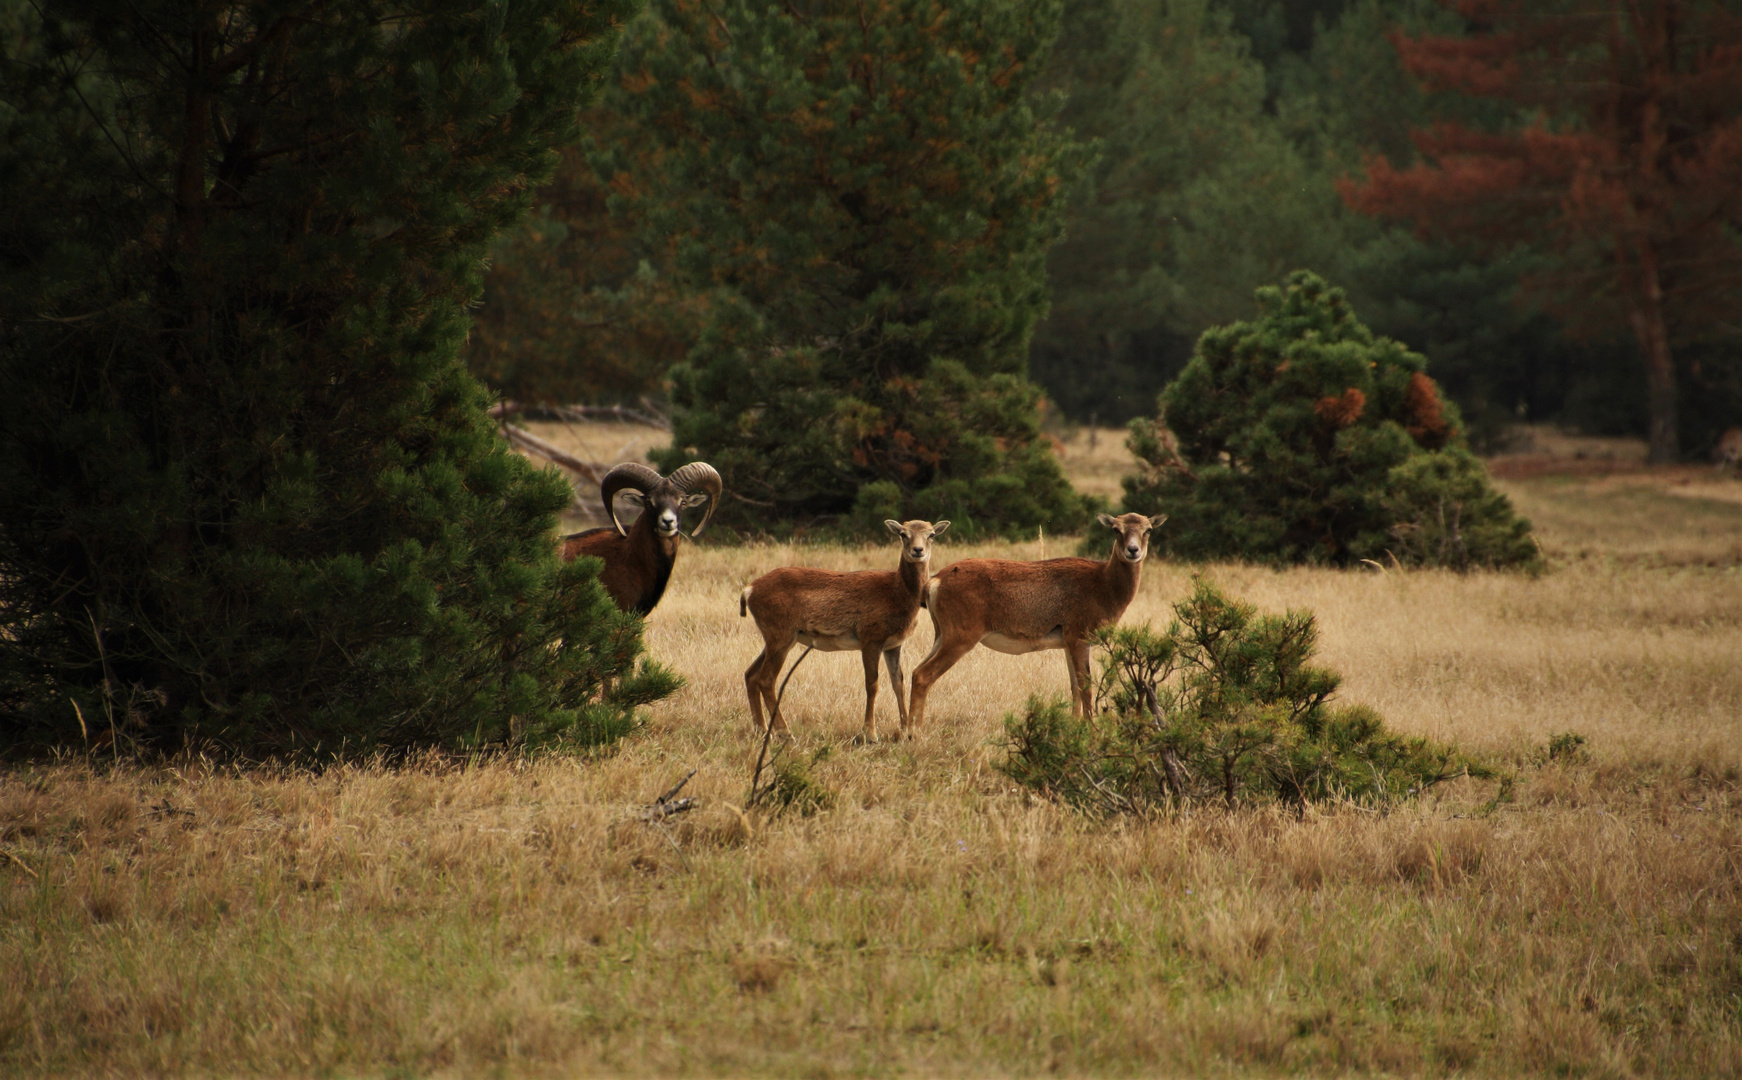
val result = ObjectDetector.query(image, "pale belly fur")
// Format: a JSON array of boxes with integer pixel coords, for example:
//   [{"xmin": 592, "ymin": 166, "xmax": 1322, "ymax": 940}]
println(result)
[
  {"xmin": 980, "ymin": 629, "xmax": 1066, "ymax": 655},
  {"xmin": 796, "ymin": 626, "xmax": 915, "ymax": 652}
]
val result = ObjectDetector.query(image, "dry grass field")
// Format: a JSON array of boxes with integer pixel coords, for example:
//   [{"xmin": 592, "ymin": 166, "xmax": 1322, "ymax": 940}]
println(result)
[{"xmin": 4, "ymin": 427, "xmax": 1741, "ymax": 1077}]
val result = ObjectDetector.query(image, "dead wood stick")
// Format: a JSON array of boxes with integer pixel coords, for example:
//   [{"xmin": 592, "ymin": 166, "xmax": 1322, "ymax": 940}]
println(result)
[
  {"xmin": 560, "ymin": 403, "xmax": 671, "ymax": 431},
  {"xmin": 641, "ymin": 797, "xmax": 699, "ymax": 823},
  {"xmin": 1141, "ymin": 686, "xmax": 1189, "ymax": 799},
  {"xmin": 748, "ymin": 725, "xmax": 774, "ymax": 807},
  {"xmin": 498, "ymin": 422, "xmax": 610, "ymax": 487},
  {"xmin": 775, "ymin": 644, "xmax": 813, "ymax": 712},
  {"xmin": 640, "ymin": 768, "xmax": 701, "ymax": 823},
  {"xmin": 490, "ymin": 401, "xmax": 673, "ymax": 431},
  {"xmin": 746, "ymin": 643, "xmax": 814, "ymax": 808},
  {"xmin": 655, "ymin": 768, "xmax": 698, "ymax": 806}
]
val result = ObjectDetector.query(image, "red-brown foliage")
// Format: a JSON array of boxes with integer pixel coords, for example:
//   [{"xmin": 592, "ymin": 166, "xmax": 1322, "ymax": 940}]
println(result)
[
  {"xmin": 1315, "ymin": 387, "xmax": 1368, "ymax": 430},
  {"xmin": 1403, "ymin": 372, "xmax": 1452, "ymax": 449},
  {"xmin": 1341, "ymin": 1, "xmax": 1742, "ymax": 464}
]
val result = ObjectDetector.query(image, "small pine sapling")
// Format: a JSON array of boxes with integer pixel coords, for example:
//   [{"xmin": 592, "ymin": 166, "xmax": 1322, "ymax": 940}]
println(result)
[{"xmin": 999, "ymin": 578, "xmax": 1488, "ymax": 812}]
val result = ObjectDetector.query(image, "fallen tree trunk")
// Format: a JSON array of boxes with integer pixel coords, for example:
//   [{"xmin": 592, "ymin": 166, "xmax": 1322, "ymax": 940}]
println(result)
[
  {"xmin": 499, "ymin": 422, "xmax": 609, "ymax": 488},
  {"xmin": 489, "ymin": 399, "xmax": 672, "ymax": 432}
]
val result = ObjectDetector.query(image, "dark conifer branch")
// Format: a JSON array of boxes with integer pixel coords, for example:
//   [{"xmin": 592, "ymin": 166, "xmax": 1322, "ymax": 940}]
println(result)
[{"xmin": 0, "ymin": 0, "xmax": 676, "ymax": 755}]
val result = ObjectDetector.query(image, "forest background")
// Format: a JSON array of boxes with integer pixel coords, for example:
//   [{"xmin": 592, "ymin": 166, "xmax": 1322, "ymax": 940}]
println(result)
[{"xmin": 471, "ymin": 0, "xmax": 1742, "ymax": 469}]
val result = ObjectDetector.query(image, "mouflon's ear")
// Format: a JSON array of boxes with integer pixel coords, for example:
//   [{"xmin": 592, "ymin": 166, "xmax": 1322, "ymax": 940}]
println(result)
[
  {"xmin": 884, "ymin": 519, "xmax": 906, "ymax": 537},
  {"xmin": 1149, "ymin": 514, "xmax": 1168, "ymax": 530},
  {"xmin": 1097, "ymin": 513, "xmax": 1118, "ymax": 530},
  {"xmin": 932, "ymin": 520, "xmax": 951, "ymax": 537}
]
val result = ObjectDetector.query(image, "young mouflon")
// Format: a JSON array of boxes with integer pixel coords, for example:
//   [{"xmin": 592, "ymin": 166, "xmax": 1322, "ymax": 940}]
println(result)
[
  {"xmin": 907, "ymin": 512, "xmax": 1164, "ymax": 730},
  {"xmin": 740, "ymin": 519, "xmax": 949, "ymax": 741}
]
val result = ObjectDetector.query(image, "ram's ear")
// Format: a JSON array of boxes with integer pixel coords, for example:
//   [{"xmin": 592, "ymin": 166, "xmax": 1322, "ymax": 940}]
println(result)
[
  {"xmin": 620, "ymin": 491, "xmax": 647, "ymax": 507},
  {"xmin": 884, "ymin": 519, "xmax": 906, "ymax": 537},
  {"xmin": 932, "ymin": 520, "xmax": 950, "ymax": 537},
  {"xmin": 1149, "ymin": 514, "xmax": 1168, "ymax": 530},
  {"xmin": 1097, "ymin": 513, "xmax": 1118, "ymax": 530},
  {"xmin": 681, "ymin": 492, "xmax": 709, "ymax": 508}
]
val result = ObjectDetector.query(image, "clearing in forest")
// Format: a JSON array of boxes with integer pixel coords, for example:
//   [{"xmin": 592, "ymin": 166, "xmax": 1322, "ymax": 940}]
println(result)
[{"xmin": 3, "ymin": 428, "xmax": 1739, "ymax": 1077}]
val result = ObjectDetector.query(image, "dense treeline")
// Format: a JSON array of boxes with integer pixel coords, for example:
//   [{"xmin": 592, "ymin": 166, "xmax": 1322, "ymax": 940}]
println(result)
[
  {"xmin": 1037, "ymin": 0, "xmax": 1742, "ymax": 453},
  {"xmin": 480, "ymin": 0, "xmax": 1742, "ymax": 460},
  {"xmin": 3, "ymin": 0, "xmax": 1728, "ymax": 751},
  {"xmin": 0, "ymin": 0, "xmax": 676, "ymax": 755},
  {"xmin": 1344, "ymin": 0, "xmax": 1742, "ymax": 464},
  {"xmin": 515, "ymin": 0, "xmax": 1096, "ymax": 537}
]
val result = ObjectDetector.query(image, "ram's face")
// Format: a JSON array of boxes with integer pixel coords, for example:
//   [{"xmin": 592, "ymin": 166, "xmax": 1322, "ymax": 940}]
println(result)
[
  {"xmin": 621, "ymin": 484, "xmax": 709, "ymax": 539},
  {"xmin": 649, "ymin": 488, "xmax": 686, "ymax": 537},
  {"xmin": 618, "ymin": 489, "xmax": 675, "ymax": 537}
]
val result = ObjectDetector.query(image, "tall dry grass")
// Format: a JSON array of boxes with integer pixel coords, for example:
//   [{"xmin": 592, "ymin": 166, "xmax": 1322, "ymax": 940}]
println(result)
[
  {"xmin": 3, "ymin": 444, "xmax": 1741, "ymax": 1077},
  {"xmin": 645, "ymin": 537, "xmax": 1742, "ymax": 764}
]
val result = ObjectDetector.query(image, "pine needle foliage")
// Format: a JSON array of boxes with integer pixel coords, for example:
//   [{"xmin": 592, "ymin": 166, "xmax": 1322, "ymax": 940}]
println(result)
[
  {"xmin": 999, "ymin": 578, "xmax": 1488, "ymax": 813},
  {"xmin": 602, "ymin": 0, "xmax": 1094, "ymax": 538},
  {"xmin": 468, "ymin": 141, "xmax": 702, "ymax": 405},
  {"xmin": 1122, "ymin": 271, "xmax": 1537, "ymax": 568},
  {"xmin": 746, "ymin": 741, "xmax": 837, "ymax": 820},
  {"xmin": 0, "ymin": 0, "xmax": 677, "ymax": 755}
]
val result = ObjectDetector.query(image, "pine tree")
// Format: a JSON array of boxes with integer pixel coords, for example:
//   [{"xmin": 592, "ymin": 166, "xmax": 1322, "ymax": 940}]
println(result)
[
  {"xmin": 1030, "ymin": 0, "xmax": 1350, "ymax": 423},
  {"xmin": 467, "ymin": 137, "xmax": 701, "ymax": 406},
  {"xmin": 1343, "ymin": 0, "xmax": 1742, "ymax": 464},
  {"xmin": 0, "ymin": 0, "xmax": 676, "ymax": 754},
  {"xmin": 1122, "ymin": 272, "xmax": 1536, "ymax": 568},
  {"xmin": 596, "ymin": 0, "xmax": 1093, "ymax": 537}
]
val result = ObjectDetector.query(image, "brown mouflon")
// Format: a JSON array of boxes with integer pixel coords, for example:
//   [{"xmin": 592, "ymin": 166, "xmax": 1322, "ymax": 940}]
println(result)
[
  {"xmin": 740, "ymin": 519, "xmax": 949, "ymax": 741},
  {"xmin": 907, "ymin": 512, "xmax": 1164, "ymax": 730},
  {"xmin": 559, "ymin": 462, "xmax": 722, "ymax": 615}
]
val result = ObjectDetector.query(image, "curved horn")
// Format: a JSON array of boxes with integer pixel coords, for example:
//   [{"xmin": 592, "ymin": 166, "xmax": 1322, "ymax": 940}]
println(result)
[
  {"xmin": 667, "ymin": 461, "xmax": 723, "ymax": 537},
  {"xmin": 599, "ymin": 462, "xmax": 663, "ymax": 537}
]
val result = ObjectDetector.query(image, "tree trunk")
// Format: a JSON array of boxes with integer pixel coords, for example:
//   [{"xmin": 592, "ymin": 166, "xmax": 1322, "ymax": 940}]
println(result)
[
  {"xmin": 175, "ymin": 23, "xmax": 211, "ymax": 256},
  {"xmin": 1627, "ymin": 240, "xmax": 1678, "ymax": 465}
]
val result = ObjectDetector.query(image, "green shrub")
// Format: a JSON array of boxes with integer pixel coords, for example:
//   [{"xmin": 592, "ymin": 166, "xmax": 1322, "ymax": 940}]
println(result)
[
  {"xmin": 1382, "ymin": 447, "xmax": 1539, "ymax": 569},
  {"xmin": 1543, "ymin": 731, "xmax": 1590, "ymax": 765},
  {"xmin": 1122, "ymin": 271, "xmax": 1537, "ymax": 568},
  {"xmin": 746, "ymin": 742, "xmax": 835, "ymax": 819},
  {"xmin": 999, "ymin": 578, "xmax": 1488, "ymax": 812}
]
